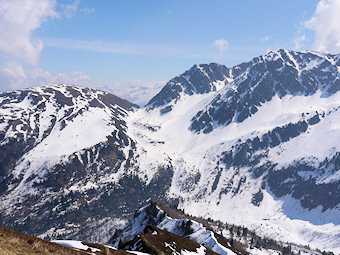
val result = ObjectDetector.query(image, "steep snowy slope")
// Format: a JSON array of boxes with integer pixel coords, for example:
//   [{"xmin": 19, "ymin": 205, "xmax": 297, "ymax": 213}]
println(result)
[
  {"xmin": 0, "ymin": 84, "xmax": 140, "ymax": 240},
  {"xmin": 124, "ymin": 49, "xmax": 340, "ymax": 253}
]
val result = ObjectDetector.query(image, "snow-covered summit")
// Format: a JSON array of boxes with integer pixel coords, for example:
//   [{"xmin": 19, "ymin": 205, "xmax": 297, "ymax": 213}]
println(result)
[
  {"xmin": 147, "ymin": 49, "xmax": 340, "ymax": 116},
  {"xmin": 146, "ymin": 63, "xmax": 232, "ymax": 110},
  {"xmin": 146, "ymin": 49, "xmax": 340, "ymax": 134}
]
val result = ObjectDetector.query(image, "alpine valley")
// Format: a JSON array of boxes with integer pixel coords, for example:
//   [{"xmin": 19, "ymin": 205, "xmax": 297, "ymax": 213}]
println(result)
[{"xmin": 1, "ymin": 49, "xmax": 340, "ymax": 254}]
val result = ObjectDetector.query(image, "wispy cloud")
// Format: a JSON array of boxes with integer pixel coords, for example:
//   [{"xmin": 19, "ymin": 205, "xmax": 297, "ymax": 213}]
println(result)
[
  {"xmin": 0, "ymin": 57, "xmax": 164, "ymax": 106},
  {"xmin": 0, "ymin": 0, "xmax": 83, "ymax": 67},
  {"xmin": 261, "ymin": 35, "xmax": 271, "ymax": 42},
  {"xmin": 0, "ymin": 0, "xmax": 89, "ymax": 92},
  {"xmin": 61, "ymin": 0, "xmax": 80, "ymax": 18},
  {"xmin": 99, "ymin": 79, "xmax": 166, "ymax": 106},
  {"xmin": 212, "ymin": 39, "xmax": 229, "ymax": 61},
  {"xmin": 293, "ymin": 34, "xmax": 306, "ymax": 50},
  {"xmin": 0, "ymin": 62, "xmax": 91, "ymax": 91},
  {"xmin": 305, "ymin": 0, "xmax": 340, "ymax": 53},
  {"xmin": 0, "ymin": 0, "xmax": 58, "ymax": 65},
  {"xmin": 43, "ymin": 38, "xmax": 212, "ymax": 58},
  {"xmin": 80, "ymin": 7, "xmax": 95, "ymax": 15}
]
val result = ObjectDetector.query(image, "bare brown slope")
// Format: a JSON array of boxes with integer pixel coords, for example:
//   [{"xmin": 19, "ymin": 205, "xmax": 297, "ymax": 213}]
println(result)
[
  {"xmin": 0, "ymin": 225, "xmax": 86, "ymax": 255},
  {"xmin": 0, "ymin": 226, "xmax": 134, "ymax": 255}
]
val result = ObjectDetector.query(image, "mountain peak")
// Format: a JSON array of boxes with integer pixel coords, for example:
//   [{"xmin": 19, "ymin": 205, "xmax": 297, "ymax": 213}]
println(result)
[
  {"xmin": 145, "ymin": 62, "xmax": 231, "ymax": 109},
  {"xmin": 190, "ymin": 49, "xmax": 340, "ymax": 133},
  {"xmin": 146, "ymin": 49, "xmax": 340, "ymax": 113}
]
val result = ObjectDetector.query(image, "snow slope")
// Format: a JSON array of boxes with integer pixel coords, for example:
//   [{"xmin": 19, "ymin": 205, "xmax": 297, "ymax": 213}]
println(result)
[
  {"xmin": 0, "ymin": 84, "xmax": 136, "ymax": 241},
  {"xmin": 123, "ymin": 49, "xmax": 340, "ymax": 253},
  {"xmin": 52, "ymin": 240, "xmax": 100, "ymax": 253},
  {"xmin": 126, "ymin": 90, "xmax": 340, "ymax": 253}
]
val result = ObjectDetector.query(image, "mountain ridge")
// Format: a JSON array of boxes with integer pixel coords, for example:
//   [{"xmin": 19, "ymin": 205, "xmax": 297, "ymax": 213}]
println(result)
[
  {"xmin": 109, "ymin": 200, "xmax": 332, "ymax": 255},
  {"xmin": 1, "ymin": 49, "xmax": 340, "ymax": 253}
]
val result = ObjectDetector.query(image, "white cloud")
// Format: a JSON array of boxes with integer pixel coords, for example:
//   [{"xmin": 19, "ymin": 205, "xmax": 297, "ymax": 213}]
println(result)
[
  {"xmin": 0, "ymin": 0, "xmax": 58, "ymax": 65},
  {"xmin": 43, "ymin": 38, "xmax": 211, "ymax": 58},
  {"xmin": 212, "ymin": 39, "xmax": 229, "ymax": 61},
  {"xmin": 305, "ymin": 0, "xmax": 340, "ymax": 53},
  {"xmin": 0, "ymin": 0, "xmax": 82, "ymax": 67},
  {"xmin": 293, "ymin": 34, "xmax": 306, "ymax": 50},
  {"xmin": 0, "ymin": 61, "xmax": 165, "ymax": 106},
  {"xmin": 80, "ymin": 7, "xmax": 95, "ymax": 15},
  {"xmin": 98, "ymin": 79, "xmax": 166, "ymax": 106},
  {"xmin": 0, "ymin": 0, "xmax": 165, "ymax": 105},
  {"xmin": 62, "ymin": 0, "xmax": 80, "ymax": 18},
  {"xmin": 261, "ymin": 35, "xmax": 271, "ymax": 42},
  {"xmin": 0, "ymin": 0, "xmax": 88, "ymax": 93},
  {"xmin": 0, "ymin": 62, "xmax": 91, "ymax": 92}
]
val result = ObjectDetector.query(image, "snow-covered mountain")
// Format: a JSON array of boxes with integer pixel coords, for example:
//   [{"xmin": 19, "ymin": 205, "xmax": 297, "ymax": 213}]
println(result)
[
  {"xmin": 128, "ymin": 49, "xmax": 340, "ymax": 253},
  {"xmin": 0, "ymin": 84, "xmax": 139, "ymax": 241},
  {"xmin": 1, "ymin": 49, "xmax": 340, "ymax": 253}
]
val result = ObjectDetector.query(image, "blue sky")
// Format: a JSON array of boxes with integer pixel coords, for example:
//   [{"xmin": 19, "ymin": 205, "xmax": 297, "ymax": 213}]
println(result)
[{"xmin": 0, "ymin": 0, "xmax": 339, "ymax": 105}]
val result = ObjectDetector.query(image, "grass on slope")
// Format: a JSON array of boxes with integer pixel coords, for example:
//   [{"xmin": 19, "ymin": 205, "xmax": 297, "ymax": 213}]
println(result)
[{"xmin": 0, "ymin": 226, "xmax": 85, "ymax": 255}]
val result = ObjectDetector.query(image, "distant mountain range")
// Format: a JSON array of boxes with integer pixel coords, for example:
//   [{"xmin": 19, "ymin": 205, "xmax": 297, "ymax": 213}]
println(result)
[{"xmin": 1, "ymin": 49, "xmax": 340, "ymax": 253}]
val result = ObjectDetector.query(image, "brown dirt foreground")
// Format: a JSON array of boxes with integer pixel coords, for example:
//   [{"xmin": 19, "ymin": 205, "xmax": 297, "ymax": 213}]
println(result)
[
  {"xmin": 0, "ymin": 226, "xmax": 132, "ymax": 255},
  {"xmin": 0, "ymin": 225, "xmax": 87, "ymax": 255}
]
